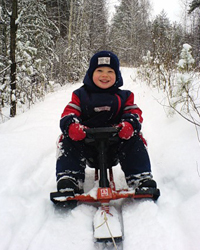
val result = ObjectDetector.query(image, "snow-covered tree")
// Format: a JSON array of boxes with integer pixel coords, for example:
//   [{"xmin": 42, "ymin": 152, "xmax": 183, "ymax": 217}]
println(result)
[
  {"xmin": 109, "ymin": 0, "xmax": 152, "ymax": 66},
  {"xmin": 169, "ymin": 44, "xmax": 199, "ymax": 129},
  {"xmin": 177, "ymin": 43, "xmax": 195, "ymax": 71},
  {"xmin": 0, "ymin": 0, "xmax": 59, "ymax": 118},
  {"xmin": 145, "ymin": 12, "xmax": 184, "ymax": 95},
  {"xmin": 188, "ymin": 0, "xmax": 200, "ymax": 13},
  {"xmin": 137, "ymin": 51, "xmax": 156, "ymax": 86},
  {"xmin": 47, "ymin": 0, "xmax": 109, "ymax": 83}
]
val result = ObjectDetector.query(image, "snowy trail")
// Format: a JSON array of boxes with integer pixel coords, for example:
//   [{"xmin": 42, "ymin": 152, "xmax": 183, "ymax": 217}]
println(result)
[{"xmin": 0, "ymin": 68, "xmax": 200, "ymax": 250}]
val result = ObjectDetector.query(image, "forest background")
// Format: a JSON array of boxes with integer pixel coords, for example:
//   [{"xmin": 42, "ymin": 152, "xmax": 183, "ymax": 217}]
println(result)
[{"xmin": 0, "ymin": 0, "xmax": 199, "ymax": 131}]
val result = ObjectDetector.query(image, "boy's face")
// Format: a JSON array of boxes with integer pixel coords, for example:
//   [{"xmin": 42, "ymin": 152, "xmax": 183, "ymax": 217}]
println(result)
[{"xmin": 92, "ymin": 66, "xmax": 116, "ymax": 89}]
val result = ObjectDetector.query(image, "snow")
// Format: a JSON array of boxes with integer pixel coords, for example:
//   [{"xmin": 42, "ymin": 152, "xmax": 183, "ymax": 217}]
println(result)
[{"xmin": 0, "ymin": 67, "xmax": 200, "ymax": 250}]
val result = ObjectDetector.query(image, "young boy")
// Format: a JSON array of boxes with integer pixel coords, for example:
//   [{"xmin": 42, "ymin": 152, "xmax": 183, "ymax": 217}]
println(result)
[{"xmin": 56, "ymin": 51, "xmax": 157, "ymax": 194}]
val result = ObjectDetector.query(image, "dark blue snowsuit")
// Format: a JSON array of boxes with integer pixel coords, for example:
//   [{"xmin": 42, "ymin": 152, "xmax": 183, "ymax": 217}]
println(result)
[{"xmin": 56, "ymin": 69, "xmax": 152, "ymax": 186}]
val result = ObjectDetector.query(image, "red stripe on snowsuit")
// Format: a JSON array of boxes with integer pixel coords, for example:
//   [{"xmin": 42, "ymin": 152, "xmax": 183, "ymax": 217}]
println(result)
[
  {"xmin": 114, "ymin": 94, "xmax": 121, "ymax": 117},
  {"xmin": 139, "ymin": 132, "xmax": 147, "ymax": 146},
  {"xmin": 123, "ymin": 92, "xmax": 143, "ymax": 123},
  {"xmin": 61, "ymin": 93, "xmax": 81, "ymax": 119}
]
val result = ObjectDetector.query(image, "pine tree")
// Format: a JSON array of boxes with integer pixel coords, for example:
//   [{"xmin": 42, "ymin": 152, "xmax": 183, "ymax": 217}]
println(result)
[
  {"xmin": 15, "ymin": 0, "xmax": 59, "ymax": 108},
  {"xmin": 188, "ymin": 0, "xmax": 200, "ymax": 14},
  {"xmin": 0, "ymin": 0, "xmax": 59, "ymax": 117},
  {"xmin": 169, "ymin": 44, "xmax": 200, "ymax": 128},
  {"xmin": 109, "ymin": 0, "xmax": 151, "ymax": 66},
  {"xmin": 150, "ymin": 11, "xmax": 184, "ymax": 94}
]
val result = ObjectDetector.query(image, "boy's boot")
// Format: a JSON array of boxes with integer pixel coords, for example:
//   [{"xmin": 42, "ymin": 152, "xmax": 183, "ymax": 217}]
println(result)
[
  {"xmin": 126, "ymin": 172, "xmax": 157, "ymax": 189},
  {"xmin": 136, "ymin": 178, "xmax": 160, "ymax": 200},
  {"xmin": 138, "ymin": 179, "xmax": 157, "ymax": 189},
  {"xmin": 57, "ymin": 177, "xmax": 84, "ymax": 196}
]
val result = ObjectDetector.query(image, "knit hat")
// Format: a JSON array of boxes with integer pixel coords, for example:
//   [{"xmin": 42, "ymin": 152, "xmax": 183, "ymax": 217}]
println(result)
[
  {"xmin": 87, "ymin": 51, "xmax": 120, "ymax": 79},
  {"xmin": 83, "ymin": 51, "xmax": 123, "ymax": 91}
]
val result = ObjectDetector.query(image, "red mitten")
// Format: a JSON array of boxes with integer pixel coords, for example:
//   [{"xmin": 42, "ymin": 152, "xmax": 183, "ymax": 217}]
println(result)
[
  {"xmin": 118, "ymin": 121, "xmax": 134, "ymax": 140},
  {"xmin": 68, "ymin": 123, "xmax": 86, "ymax": 141}
]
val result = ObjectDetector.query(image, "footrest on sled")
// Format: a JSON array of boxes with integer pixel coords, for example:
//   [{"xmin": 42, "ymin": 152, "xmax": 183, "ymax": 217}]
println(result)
[
  {"xmin": 50, "ymin": 191, "xmax": 78, "ymax": 207},
  {"xmin": 135, "ymin": 187, "xmax": 160, "ymax": 201}
]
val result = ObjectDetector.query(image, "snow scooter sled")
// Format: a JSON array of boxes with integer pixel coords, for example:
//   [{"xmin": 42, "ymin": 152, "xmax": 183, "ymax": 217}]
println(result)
[{"xmin": 50, "ymin": 127, "xmax": 160, "ymax": 244}]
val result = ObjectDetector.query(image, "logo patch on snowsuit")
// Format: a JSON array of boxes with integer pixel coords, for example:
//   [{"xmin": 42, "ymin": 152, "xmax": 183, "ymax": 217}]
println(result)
[{"xmin": 94, "ymin": 106, "xmax": 111, "ymax": 112}]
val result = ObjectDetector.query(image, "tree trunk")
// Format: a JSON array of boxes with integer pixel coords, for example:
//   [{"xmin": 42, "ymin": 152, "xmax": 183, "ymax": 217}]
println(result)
[
  {"xmin": 66, "ymin": 0, "xmax": 73, "ymax": 81},
  {"xmin": 10, "ymin": 0, "xmax": 18, "ymax": 117}
]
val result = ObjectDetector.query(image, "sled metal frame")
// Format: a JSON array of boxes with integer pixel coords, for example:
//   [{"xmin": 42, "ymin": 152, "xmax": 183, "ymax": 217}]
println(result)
[
  {"xmin": 51, "ymin": 187, "xmax": 156, "ymax": 203},
  {"xmin": 50, "ymin": 127, "xmax": 160, "ymax": 205}
]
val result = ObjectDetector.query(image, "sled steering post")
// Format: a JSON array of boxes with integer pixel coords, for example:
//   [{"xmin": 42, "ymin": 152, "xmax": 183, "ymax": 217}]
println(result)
[
  {"xmin": 85, "ymin": 127, "xmax": 119, "ymax": 188},
  {"xmin": 99, "ymin": 140, "xmax": 109, "ymax": 188}
]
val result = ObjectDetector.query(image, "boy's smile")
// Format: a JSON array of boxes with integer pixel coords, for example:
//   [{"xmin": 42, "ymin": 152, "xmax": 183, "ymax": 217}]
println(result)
[{"xmin": 92, "ymin": 66, "xmax": 116, "ymax": 89}]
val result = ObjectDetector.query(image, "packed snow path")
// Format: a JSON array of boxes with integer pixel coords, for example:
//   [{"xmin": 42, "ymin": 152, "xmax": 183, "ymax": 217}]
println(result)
[{"xmin": 0, "ymin": 68, "xmax": 200, "ymax": 250}]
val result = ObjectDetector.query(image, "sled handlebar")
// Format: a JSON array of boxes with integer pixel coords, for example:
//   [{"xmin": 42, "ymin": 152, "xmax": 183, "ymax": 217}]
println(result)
[
  {"xmin": 84, "ymin": 127, "xmax": 120, "ymax": 144},
  {"xmin": 85, "ymin": 126, "xmax": 119, "ymax": 135}
]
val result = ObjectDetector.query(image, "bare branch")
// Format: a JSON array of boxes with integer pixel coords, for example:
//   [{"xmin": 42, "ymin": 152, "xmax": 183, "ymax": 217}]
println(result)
[{"xmin": 0, "ymin": 65, "xmax": 10, "ymax": 75}]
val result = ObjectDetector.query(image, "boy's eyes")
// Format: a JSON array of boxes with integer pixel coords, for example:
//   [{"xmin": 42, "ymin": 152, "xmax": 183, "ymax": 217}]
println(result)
[{"xmin": 96, "ymin": 69, "xmax": 114, "ymax": 73}]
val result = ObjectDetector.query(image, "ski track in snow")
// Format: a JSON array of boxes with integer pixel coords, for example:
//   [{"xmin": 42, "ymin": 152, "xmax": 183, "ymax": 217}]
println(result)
[{"xmin": 0, "ymin": 68, "xmax": 200, "ymax": 250}]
